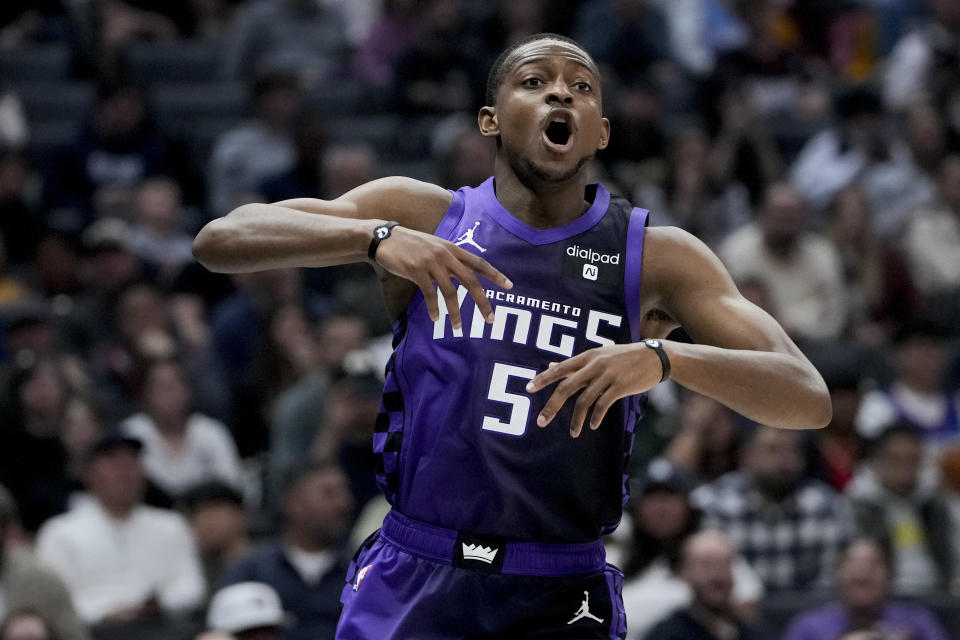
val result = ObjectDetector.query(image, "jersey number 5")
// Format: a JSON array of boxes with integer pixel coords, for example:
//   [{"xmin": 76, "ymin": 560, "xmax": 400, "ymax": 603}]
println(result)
[{"xmin": 482, "ymin": 363, "xmax": 537, "ymax": 437}]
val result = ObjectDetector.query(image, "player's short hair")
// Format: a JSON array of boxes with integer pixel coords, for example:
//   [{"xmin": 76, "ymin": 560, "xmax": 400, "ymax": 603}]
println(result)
[{"xmin": 485, "ymin": 33, "xmax": 597, "ymax": 106}]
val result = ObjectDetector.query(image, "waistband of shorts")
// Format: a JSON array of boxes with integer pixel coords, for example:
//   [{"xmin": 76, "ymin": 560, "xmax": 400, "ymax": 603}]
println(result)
[{"xmin": 379, "ymin": 510, "xmax": 606, "ymax": 577}]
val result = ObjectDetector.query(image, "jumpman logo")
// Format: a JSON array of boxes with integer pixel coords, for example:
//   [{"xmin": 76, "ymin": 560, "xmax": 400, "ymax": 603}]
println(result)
[
  {"xmin": 567, "ymin": 591, "xmax": 604, "ymax": 625},
  {"xmin": 454, "ymin": 221, "xmax": 486, "ymax": 252}
]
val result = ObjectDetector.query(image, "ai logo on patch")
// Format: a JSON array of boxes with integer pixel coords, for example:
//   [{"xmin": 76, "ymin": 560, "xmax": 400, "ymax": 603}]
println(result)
[{"xmin": 583, "ymin": 264, "xmax": 599, "ymax": 281}]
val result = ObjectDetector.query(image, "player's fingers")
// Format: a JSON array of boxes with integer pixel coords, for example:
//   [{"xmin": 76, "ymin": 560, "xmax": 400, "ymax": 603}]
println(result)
[
  {"xmin": 452, "ymin": 245, "xmax": 513, "ymax": 290},
  {"xmin": 450, "ymin": 263, "xmax": 496, "ymax": 323},
  {"xmin": 416, "ymin": 276, "xmax": 440, "ymax": 322},
  {"xmin": 527, "ymin": 355, "xmax": 582, "ymax": 392},
  {"xmin": 589, "ymin": 386, "xmax": 622, "ymax": 430},
  {"xmin": 537, "ymin": 372, "xmax": 587, "ymax": 428},
  {"xmin": 435, "ymin": 274, "xmax": 462, "ymax": 330},
  {"xmin": 570, "ymin": 380, "xmax": 606, "ymax": 438}
]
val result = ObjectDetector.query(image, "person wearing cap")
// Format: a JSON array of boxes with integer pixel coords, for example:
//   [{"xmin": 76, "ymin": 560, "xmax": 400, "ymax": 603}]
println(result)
[
  {"xmin": 620, "ymin": 459, "xmax": 763, "ymax": 640},
  {"xmin": 0, "ymin": 485, "xmax": 88, "ymax": 640},
  {"xmin": 220, "ymin": 461, "xmax": 352, "ymax": 640},
  {"xmin": 34, "ymin": 431, "xmax": 205, "ymax": 625},
  {"xmin": 205, "ymin": 582, "xmax": 284, "ymax": 640},
  {"xmin": 856, "ymin": 320, "xmax": 959, "ymax": 447}
]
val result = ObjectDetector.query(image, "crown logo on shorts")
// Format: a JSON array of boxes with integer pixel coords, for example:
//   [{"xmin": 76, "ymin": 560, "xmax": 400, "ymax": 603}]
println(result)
[{"xmin": 461, "ymin": 543, "xmax": 499, "ymax": 564}]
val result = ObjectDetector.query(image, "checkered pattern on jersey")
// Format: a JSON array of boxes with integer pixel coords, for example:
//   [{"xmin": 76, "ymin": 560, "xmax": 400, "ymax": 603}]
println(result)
[{"xmin": 691, "ymin": 471, "xmax": 854, "ymax": 591}]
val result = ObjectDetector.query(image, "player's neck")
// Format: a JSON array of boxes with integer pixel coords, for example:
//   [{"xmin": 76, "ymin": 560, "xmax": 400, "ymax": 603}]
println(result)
[{"xmin": 493, "ymin": 166, "xmax": 591, "ymax": 229}]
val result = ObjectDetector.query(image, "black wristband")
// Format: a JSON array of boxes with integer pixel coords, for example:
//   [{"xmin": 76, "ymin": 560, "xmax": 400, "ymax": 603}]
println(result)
[
  {"xmin": 642, "ymin": 339, "xmax": 671, "ymax": 383},
  {"xmin": 368, "ymin": 221, "xmax": 400, "ymax": 261}
]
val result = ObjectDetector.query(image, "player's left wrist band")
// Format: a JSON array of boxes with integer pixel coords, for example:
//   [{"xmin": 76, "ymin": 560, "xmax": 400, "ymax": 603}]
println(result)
[
  {"xmin": 368, "ymin": 221, "xmax": 400, "ymax": 261},
  {"xmin": 642, "ymin": 338, "xmax": 671, "ymax": 383}
]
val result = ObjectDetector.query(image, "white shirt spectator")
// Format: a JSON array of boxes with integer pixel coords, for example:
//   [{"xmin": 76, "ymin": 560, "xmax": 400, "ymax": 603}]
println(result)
[
  {"xmin": 122, "ymin": 412, "xmax": 242, "ymax": 497},
  {"xmin": 719, "ymin": 223, "xmax": 848, "ymax": 341},
  {"xmin": 789, "ymin": 128, "xmax": 935, "ymax": 236},
  {"xmin": 623, "ymin": 555, "xmax": 763, "ymax": 640},
  {"xmin": 207, "ymin": 122, "xmax": 295, "ymax": 216},
  {"xmin": 35, "ymin": 500, "xmax": 205, "ymax": 624},
  {"xmin": 902, "ymin": 202, "xmax": 960, "ymax": 295}
]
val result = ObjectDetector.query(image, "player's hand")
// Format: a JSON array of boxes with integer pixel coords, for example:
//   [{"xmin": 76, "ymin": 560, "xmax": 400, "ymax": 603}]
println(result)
[
  {"xmin": 526, "ymin": 343, "xmax": 665, "ymax": 437},
  {"xmin": 374, "ymin": 225, "xmax": 512, "ymax": 329}
]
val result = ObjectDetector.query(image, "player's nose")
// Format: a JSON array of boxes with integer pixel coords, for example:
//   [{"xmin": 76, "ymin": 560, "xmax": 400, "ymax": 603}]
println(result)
[{"xmin": 546, "ymin": 80, "xmax": 573, "ymax": 105}]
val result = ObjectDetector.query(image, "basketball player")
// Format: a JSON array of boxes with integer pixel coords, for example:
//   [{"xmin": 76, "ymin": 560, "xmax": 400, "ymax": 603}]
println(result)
[{"xmin": 194, "ymin": 34, "xmax": 831, "ymax": 640}]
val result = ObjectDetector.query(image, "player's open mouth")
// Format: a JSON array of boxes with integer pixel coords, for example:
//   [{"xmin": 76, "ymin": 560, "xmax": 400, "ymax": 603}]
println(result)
[{"xmin": 543, "ymin": 119, "xmax": 573, "ymax": 152}]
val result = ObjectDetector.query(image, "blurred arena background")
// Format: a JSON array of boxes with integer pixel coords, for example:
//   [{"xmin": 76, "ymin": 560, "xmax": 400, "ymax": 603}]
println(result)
[{"xmin": 0, "ymin": 0, "xmax": 959, "ymax": 639}]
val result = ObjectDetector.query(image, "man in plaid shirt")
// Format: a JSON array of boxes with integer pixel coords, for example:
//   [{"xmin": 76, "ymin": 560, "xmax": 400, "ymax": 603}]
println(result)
[{"xmin": 691, "ymin": 427, "xmax": 855, "ymax": 592}]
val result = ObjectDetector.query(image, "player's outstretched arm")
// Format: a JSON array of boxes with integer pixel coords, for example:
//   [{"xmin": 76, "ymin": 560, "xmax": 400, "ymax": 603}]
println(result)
[
  {"xmin": 528, "ymin": 227, "xmax": 831, "ymax": 436},
  {"xmin": 192, "ymin": 177, "xmax": 512, "ymax": 328}
]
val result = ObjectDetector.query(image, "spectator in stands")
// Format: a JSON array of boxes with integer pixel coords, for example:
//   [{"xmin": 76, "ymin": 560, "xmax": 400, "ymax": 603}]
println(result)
[
  {"xmin": 0, "ymin": 484, "xmax": 89, "ymax": 640},
  {"xmin": 810, "ymin": 365, "xmax": 865, "ymax": 493},
  {"xmin": 433, "ymin": 118, "xmax": 496, "ymax": 191},
  {"xmin": 0, "ymin": 151, "xmax": 43, "ymax": 268},
  {"xmin": 35, "ymin": 431, "xmax": 206, "ymax": 625},
  {"xmin": 232, "ymin": 300, "xmax": 322, "ymax": 460},
  {"xmin": 218, "ymin": 0, "xmax": 348, "ymax": 81},
  {"xmin": 320, "ymin": 143, "xmax": 380, "ymax": 201},
  {"xmin": 310, "ymin": 372, "xmax": 384, "ymax": 511},
  {"xmin": 782, "ymin": 537, "xmax": 949, "ymax": 640},
  {"xmin": 0, "ymin": 89, "xmax": 28, "ymax": 151},
  {"xmin": 207, "ymin": 71, "xmax": 299, "ymax": 217},
  {"xmin": 0, "ymin": 610, "xmax": 58, "ymax": 640},
  {"xmin": 121, "ymin": 358, "xmax": 241, "ymax": 500},
  {"xmin": 663, "ymin": 394, "xmax": 744, "ymax": 486},
  {"xmin": 883, "ymin": 0, "xmax": 960, "ymax": 112},
  {"xmin": 635, "ymin": 124, "xmax": 752, "ymax": 250},
  {"xmin": 221, "ymin": 461, "xmax": 353, "ymax": 640},
  {"xmin": 856, "ymin": 320, "xmax": 960, "ymax": 445},
  {"xmin": 257, "ymin": 114, "xmax": 327, "ymax": 203},
  {"xmin": 692, "ymin": 427, "xmax": 854, "ymax": 592},
  {"xmin": 903, "ymin": 155, "xmax": 960, "ymax": 298},
  {"xmin": 58, "ymin": 394, "xmax": 106, "ymax": 499},
  {"xmin": 62, "ymin": 219, "xmax": 153, "ymax": 361},
  {"xmin": 127, "ymin": 177, "xmax": 195, "ymax": 285},
  {"xmin": 206, "ymin": 582, "xmax": 284, "ymax": 640},
  {"xmin": 620, "ymin": 460, "xmax": 763, "ymax": 640},
  {"xmin": 0, "ymin": 357, "xmax": 73, "ymax": 533},
  {"xmin": 572, "ymin": 0, "xmax": 671, "ymax": 83},
  {"xmin": 719, "ymin": 183, "xmax": 848, "ymax": 342},
  {"xmin": 181, "ymin": 482, "xmax": 251, "ymax": 594},
  {"xmin": 905, "ymin": 101, "xmax": 951, "ymax": 176},
  {"xmin": 392, "ymin": 0, "xmax": 484, "ymax": 115},
  {"xmin": 92, "ymin": 282, "xmax": 173, "ymax": 419},
  {"xmin": 645, "ymin": 530, "xmax": 767, "ymax": 640},
  {"xmin": 789, "ymin": 85, "xmax": 934, "ymax": 234},
  {"xmin": 45, "ymin": 84, "xmax": 173, "ymax": 221},
  {"xmin": 268, "ymin": 313, "xmax": 368, "ymax": 510},
  {"xmin": 848, "ymin": 426, "xmax": 955, "ymax": 595},
  {"xmin": 827, "ymin": 185, "xmax": 920, "ymax": 344},
  {"xmin": 354, "ymin": 0, "xmax": 422, "ymax": 89}
]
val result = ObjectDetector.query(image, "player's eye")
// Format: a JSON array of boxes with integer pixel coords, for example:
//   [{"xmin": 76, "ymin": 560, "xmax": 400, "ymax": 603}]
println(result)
[
  {"xmin": 574, "ymin": 81, "xmax": 592, "ymax": 92},
  {"xmin": 522, "ymin": 77, "xmax": 543, "ymax": 87}
]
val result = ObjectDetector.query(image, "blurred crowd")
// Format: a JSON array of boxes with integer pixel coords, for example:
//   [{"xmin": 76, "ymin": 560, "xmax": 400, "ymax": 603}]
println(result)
[{"xmin": 0, "ymin": 0, "xmax": 959, "ymax": 639}]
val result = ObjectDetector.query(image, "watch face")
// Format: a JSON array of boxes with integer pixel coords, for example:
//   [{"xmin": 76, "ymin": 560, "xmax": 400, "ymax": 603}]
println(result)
[
  {"xmin": 375, "ymin": 226, "xmax": 390, "ymax": 239},
  {"xmin": 645, "ymin": 339, "xmax": 660, "ymax": 348}
]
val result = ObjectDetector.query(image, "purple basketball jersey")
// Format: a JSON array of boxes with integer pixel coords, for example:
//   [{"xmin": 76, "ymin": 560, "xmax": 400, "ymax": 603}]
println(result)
[{"xmin": 373, "ymin": 177, "xmax": 648, "ymax": 542}]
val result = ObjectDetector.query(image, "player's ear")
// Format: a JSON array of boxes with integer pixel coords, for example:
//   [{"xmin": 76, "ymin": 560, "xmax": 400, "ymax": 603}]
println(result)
[
  {"xmin": 597, "ymin": 117, "xmax": 610, "ymax": 150},
  {"xmin": 478, "ymin": 106, "xmax": 499, "ymax": 137}
]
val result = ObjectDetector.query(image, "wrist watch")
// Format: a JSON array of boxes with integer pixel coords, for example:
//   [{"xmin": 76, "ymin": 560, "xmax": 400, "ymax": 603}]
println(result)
[
  {"xmin": 368, "ymin": 221, "xmax": 400, "ymax": 260},
  {"xmin": 642, "ymin": 338, "xmax": 671, "ymax": 383}
]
